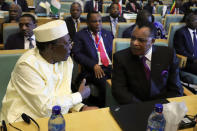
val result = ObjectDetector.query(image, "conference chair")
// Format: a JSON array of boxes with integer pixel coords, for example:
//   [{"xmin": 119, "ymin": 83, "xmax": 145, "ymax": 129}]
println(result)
[
  {"xmin": 78, "ymin": 22, "xmax": 111, "ymax": 32},
  {"xmin": 190, "ymin": 6, "xmax": 197, "ymax": 11},
  {"xmin": 115, "ymin": 22, "xmax": 135, "ymax": 38},
  {"xmin": 164, "ymin": 14, "xmax": 184, "ymax": 34},
  {"xmin": 3, "ymin": 23, "xmax": 19, "ymax": 44},
  {"xmin": 102, "ymin": 4, "xmax": 110, "ymax": 13},
  {"xmin": 105, "ymin": 38, "xmax": 194, "ymax": 107},
  {"xmin": 153, "ymin": 14, "xmax": 162, "ymax": 23},
  {"xmin": 60, "ymin": 2, "xmax": 73, "ymax": 13},
  {"xmin": 156, "ymin": 5, "xmax": 164, "ymax": 15},
  {"xmin": 0, "ymin": 49, "xmax": 27, "ymax": 109}
]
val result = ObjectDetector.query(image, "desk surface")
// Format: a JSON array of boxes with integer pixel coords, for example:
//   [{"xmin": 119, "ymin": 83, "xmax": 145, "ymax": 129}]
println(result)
[{"xmin": 7, "ymin": 95, "xmax": 197, "ymax": 131}]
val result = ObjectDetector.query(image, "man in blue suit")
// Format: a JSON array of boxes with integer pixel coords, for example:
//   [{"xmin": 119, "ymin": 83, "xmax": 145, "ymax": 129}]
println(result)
[
  {"xmin": 72, "ymin": 11, "xmax": 114, "ymax": 107},
  {"xmin": 112, "ymin": 22, "xmax": 183, "ymax": 105},
  {"xmin": 84, "ymin": 0, "xmax": 102, "ymax": 13},
  {"xmin": 174, "ymin": 11, "xmax": 197, "ymax": 75}
]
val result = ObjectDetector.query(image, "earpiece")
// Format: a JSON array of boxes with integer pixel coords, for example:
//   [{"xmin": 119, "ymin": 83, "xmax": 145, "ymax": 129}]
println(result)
[
  {"xmin": 2, "ymin": 120, "xmax": 7, "ymax": 131},
  {"xmin": 21, "ymin": 113, "xmax": 31, "ymax": 124}
]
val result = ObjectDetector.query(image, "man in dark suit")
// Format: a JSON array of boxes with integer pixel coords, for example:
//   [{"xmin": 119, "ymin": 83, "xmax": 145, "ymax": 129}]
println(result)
[
  {"xmin": 14, "ymin": 0, "xmax": 29, "ymax": 12},
  {"xmin": 102, "ymin": 3, "xmax": 126, "ymax": 36},
  {"xmin": 72, "ymin": 11, "xmax": 114, "ymax": 107},
  {"xmin": 112, "ymin": 22, "xmax": 183, "ymax": 105},
  {"xmin": 182, "ymin": 0, "xmax": 197, "ymax": 14},
  {"xmin": 122, "ymin": 10, "xmax": 153, "ymax": 38},
  {"xmin": 65, "ymin": 2, "xmax": 86, "ymax": 41},
  {"xmin": 143, "ymin": 0, "xmax": 156, "ymax": 14},
  {"xmin": 174, "ymin": 11, "xmax": 197, "ymax": 75},
  {"xmin": 84, "ymin": 0, "xmax": 102, "ymax": 13},
  {"xmin": 5, "ymin": 14, "xmax": 36, "ymax": 49}
]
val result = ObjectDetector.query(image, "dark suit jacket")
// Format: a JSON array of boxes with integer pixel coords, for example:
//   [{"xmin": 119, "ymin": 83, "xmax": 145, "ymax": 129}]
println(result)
[
  {"xmin": 14, "ymin": 0, "xmax": 29, "ymax": 12},
  {"xmin": 5, "ymin": 32, "xmax": 24, "ymax": 49},
  {"xmin": 143, "ymin": 4, "xmax": 154, "ymax": 14},
  {"xmin": 112, "ymin": 46, "xmax": 183, "ymax": 105},
  {"xmin": 65, "ymin": 16, "xmax": 86, "ymax": 41},
  {"xmin": 72, "ymin": 28, "xmax": 113, "ymax": 71},
  {"xmin": 122, "ymin": 24, "xmax": 136, "ymax": 38},
  {"xmin": 126, "ymin": 2, "xmax": 141, "ymax": 13},
  {"xmin": 173, "ymin": 26, "xmax": 197, "ymax": 61},
  {"xmin": 1, "ymin": 2, "xmax": 10, "ymax": 11},
  {"xmin": 102, "ymin": 16, "xmax": 126, "ymax": 23},
  {"xmin": 84, "ymin": 0, "xmax": 102, "ymax": 13}
]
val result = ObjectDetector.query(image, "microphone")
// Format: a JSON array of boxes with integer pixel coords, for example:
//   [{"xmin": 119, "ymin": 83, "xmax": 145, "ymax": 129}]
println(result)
[
  {"xmin": 1, "ymin": 120, "xmax": 7, "ymax": 131},
  {"xmin": 21, "ymin": 113, "xmax": 40, "ymax": 131}
]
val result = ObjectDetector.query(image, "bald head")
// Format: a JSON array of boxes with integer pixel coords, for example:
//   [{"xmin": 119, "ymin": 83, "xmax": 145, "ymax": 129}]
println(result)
[{"xmin": 9, "ymin": 3, "xmax": 22, "ymax": 22}]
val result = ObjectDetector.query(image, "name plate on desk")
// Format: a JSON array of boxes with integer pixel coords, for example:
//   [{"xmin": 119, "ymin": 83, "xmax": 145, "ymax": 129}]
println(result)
[{"xmin": 123, "ymin": 13, "xmax": 137, "ymax": 20}]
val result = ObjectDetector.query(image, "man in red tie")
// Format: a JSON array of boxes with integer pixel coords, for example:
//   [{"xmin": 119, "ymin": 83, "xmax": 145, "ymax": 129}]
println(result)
[{"xmin": 72, "ymin": 11, "xmax": 114, "ymax": 107}]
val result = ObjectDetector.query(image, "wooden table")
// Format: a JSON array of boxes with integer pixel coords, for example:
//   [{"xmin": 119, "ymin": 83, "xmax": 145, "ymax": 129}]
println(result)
[{"xmin": 7, "ymin": 95, "xmax": 197, "ymax": 131}]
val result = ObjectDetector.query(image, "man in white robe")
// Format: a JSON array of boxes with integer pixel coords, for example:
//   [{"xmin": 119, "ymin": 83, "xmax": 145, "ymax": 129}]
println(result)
[{"xmin": 0, "ymin": 20, "xmax": 97, "ymax": 123}]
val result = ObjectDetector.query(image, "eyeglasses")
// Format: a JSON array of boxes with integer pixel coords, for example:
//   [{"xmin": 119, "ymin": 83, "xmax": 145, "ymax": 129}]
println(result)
[{"xmin": 130, "ymin": 36, "xmax": 153, "ymax": 43}]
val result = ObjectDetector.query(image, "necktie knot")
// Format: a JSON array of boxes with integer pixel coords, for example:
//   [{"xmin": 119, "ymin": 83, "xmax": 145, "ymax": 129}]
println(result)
[
  {"xmin": 27, "ymin": 37, "xmax": 33, "ymax": 41},
  {"xmin": 193, "ymin": 31, "xmax": 196, "ymax": 35}
]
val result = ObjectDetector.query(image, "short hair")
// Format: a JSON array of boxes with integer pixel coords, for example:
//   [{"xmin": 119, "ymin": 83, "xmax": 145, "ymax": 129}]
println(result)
[
  {"xmin": 70, "ymin": 2, "xmax": 82, "ymax": 11},
  {"xmin": 136, "ymin": 10, "xmax": 153, "ymax": 25},
  {"xmin": 137, "ymin": 22, "xmax": 156, "ymax": 38},
  {"xmin": 87, "ymin": 11, "xmax": 100, "ymax": 21},
  {"xmin": 20, "ymin": 14, "xmax": 37, "ymax": 24},
  {"xmin": 109, "ymin": 2, "xmax": 119, "ymax": 10},
  {"xmin": 36, "ymin": 39, "xmax": 57, "ymax": 51}
]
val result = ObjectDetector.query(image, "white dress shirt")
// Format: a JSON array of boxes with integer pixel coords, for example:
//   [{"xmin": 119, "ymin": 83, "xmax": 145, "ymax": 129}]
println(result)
[
  {"xmin": 72, "ymin": 18, "xmax": 80, "ymax": 32},
  {"xmin": 144, "ymin": 46, "xmax": 152, "ymax": 70},
  {"xmin": 0, "ymin": 48, "xmax": 84, "ymax": 123},
  {"xmin": 24, "ymin": 35, "xmax": 36, "ymax": 49},
  {"xmin": 110, "ymin": 16, "xmax": 118, "ymax": 36}
]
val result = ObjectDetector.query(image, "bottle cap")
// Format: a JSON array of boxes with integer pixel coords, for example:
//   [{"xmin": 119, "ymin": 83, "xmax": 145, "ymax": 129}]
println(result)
[
  {"xmin": 52, "ymin": 105, "xmax": 61, "ymax": 115},
  {"xmin": 154, "ymin": 104, "xmax": 163, "ymax": 113}
]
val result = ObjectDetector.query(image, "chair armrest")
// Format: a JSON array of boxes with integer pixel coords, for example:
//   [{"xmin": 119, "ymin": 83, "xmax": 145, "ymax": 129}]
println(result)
[
  {"xmin": 176, "ymin": 54, "xmax": 187, "ymax": 68},
  {"xmin": 107, "ymin": 79, "xmax": 111, "ymax": 86},
  {"xmin": 183, "ymin": 86, "xmax": 194, "ymax": 96}
]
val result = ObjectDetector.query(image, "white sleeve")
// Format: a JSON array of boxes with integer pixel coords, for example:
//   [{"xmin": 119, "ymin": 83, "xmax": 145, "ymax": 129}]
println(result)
[{"xmin": 12, "ymin": 62, "xmax": 83, "ymax": 117}]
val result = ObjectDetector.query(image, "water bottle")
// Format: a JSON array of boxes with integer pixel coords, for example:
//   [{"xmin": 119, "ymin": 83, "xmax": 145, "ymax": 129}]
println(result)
[
  {"xmin": 48, "ymin": 105, "xmax": 65, "ymax": 131},
  {"xmin": 147, "ymin": 104, "xmax": 166, "ymax": 131}
]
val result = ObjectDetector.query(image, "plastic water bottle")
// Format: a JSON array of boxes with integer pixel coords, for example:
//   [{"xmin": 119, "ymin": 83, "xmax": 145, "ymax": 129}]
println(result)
[
  {"xmin": 48, "ymin": 105, "xmax": 65, "ymax": 131},
  {"xmin": 147, "ymin": 104, "xmax": 166, "ymax": 131}
]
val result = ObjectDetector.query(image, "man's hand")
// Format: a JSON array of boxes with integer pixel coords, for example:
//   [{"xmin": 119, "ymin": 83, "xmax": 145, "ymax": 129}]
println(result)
[
  {"xmin": 78, "ymin": 79, "xmax": 90, "ymax": 100},
  {"xmin": 94, "ymin": 64, "xmax": 105, "ymax": 79},
  {"xmin": 81, "ymin": 105, "xmax": 99, "ymax": 111}
]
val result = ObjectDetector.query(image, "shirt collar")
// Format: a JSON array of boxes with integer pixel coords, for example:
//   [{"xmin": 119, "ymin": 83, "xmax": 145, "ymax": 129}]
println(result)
[
  {"xmin": 25, "ymin": 35, "xmax": 35, "ymax": 40},
  {"xmin": 145, "ymin": 46, "xmax": 152, "ymax": 61},
  {"xmin": 110, "ymin": 16, "xmax": 118, "ymax": 22},
  {"xmin": 72, "ymin": 18, "xmax": 80, "ymax": 23},
  {"xmin": 188, "ymin": 27, "xmax": 196, "ymax": 33}
]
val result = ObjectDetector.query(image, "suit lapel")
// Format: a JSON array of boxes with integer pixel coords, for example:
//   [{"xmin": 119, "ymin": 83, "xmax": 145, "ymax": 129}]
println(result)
[
  {"xmin": 184, "ymin": 27, "xmax": 194, "ymax": 53},
  {"xmin": 101, "ymin": 30, "xmax": 111, "ymax": 58}
]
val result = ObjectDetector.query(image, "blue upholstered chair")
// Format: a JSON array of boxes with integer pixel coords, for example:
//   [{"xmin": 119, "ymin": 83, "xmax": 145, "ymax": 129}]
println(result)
[
  {"xmin": 164, "ymin": 14, "xmax": 184, "ymax": 34},
  {"xmin": 153, "ymin": 14, "xmax": 162, "ymax": 23},
  {"xmin": 156, "ymin": 5, "xmax": 164, "ymax": 15},
  {"xmin": 102, "ymin": 4, "xmax": 110, "ymax": 13},
  {"xmin": 3, "ymin": 23, "xmax": 19, "ymax": 44},
  {"xmin": 0, "ymin": 49, "xmax": 27, "ymax": 109},
  {"xmin": 60, "ymin": 2, "xmax": 72, "ymax": 13},
  {"xmin": 116, "ymin": 23, "xmax": 135, "ymax": 38}
]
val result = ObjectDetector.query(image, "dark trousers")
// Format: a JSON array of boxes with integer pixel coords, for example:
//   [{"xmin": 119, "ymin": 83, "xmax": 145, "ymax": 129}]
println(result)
[{"xmin": 75, "ymin": 65, "xmax": 112, "ymax": 107}]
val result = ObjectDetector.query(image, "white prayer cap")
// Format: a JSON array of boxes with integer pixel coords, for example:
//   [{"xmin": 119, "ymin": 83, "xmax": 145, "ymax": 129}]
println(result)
[{"xmin": 33, "ymin": 20, "xmax": 68, "ymax": 42}]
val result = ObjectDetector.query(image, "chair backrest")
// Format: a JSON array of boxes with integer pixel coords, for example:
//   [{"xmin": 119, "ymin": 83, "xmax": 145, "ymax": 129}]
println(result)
[
  {"xmin": 156, "ymin": 5, "xmax": 164, "ymax": 15},
  {"xmin": 78, "ymin": 22, "xmax": 111, "ymax": 32},
  {"xmin": 190, "ymin": 6, "xmax": 197, "ymax": 11},
  {"xmin": 0, "ymin": 49, "xmax": 27, "ymax": 109},
  {"xmin": 153, "ymin": 14, "xmax": 162, "ymax": 23},
  {"xmin": 164, "ymin": 14, "xmax": 184, "ymax": 34},
  {"xmin": 116, "ymin": 23, "xmax": 135, "ymax": 38},
  {"xmin": 102, "ymin": 4, "xmax": 110, "ymax": 13},
  {"xmin": 167, "ymin": 22, "xmax": 185, "ymax": 48},
  {"xmin": 3, "ymin": 23, "xmax": 19, "ymax": 44},
  {"xmin": 60, "ymin": 2, "xmax": 72, "ymax": 13}
]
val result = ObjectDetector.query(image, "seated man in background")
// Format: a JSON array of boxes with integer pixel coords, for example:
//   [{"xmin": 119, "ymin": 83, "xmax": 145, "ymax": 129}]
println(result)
[
  {"xmin": 65, "ymin": 2, "xmax": 86, "ymax": 41},
  {"xmin": 122, "ymin": 10, "xmax": 153, "ymax": 38},
  {"xmin": 174, "ymin": 11, "xmax": 197, "ymax": 75},
  {"xmin": 182, "ymin": 0, "xmax": 197, "ymax": 14},
  {"xmin": 84, "ymin": 0, "xmax": 102, "ymax": 13},
  {"xmin": 72, "ymin": 11, "xmax": 113, "ymax": 107},
  {"xmin": 0, "ymin": 0, "xmax": 10, "ymax": 11},
  {"xmin": 13, "ymin": 0, "xmax": 29, "ymax": 12},
  {"xmin": 5, "ymin": 14, "xmax": 36, "ymax": 49},
  {"xmin": 5, "ymin": 3, "xmax": 22, "ymax": 23},
  {"xmin": 143, "ymin": 0, "xmax": 156, "ymax": 14},
  {"xmin": 125, "ymin": 0, "xmax": 142, "ymax": 14},
  {"xmin": 102, "ymin": 2, "xmax": 126, "ymax": 36},
  {"xmin": 112, "ymin": 22, "xmax": 183, "ymax": 105},
  {"xmin": 0, "ymin": 20, "xmax": 97, "ymax": 123}
]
